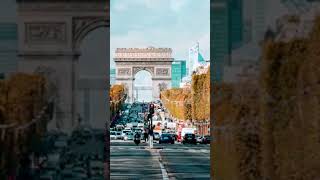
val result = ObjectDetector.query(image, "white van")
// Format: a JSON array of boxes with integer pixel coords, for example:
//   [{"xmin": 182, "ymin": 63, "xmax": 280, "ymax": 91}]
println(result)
[{"xmin": 181, "ymin": 128, "xmax": 197, "ymax": 137}]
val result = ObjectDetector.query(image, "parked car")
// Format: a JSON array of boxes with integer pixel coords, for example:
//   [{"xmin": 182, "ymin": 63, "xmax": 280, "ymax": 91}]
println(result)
[
  {"xmin": 201, "ymin": 135, "xmax": 211, "ymax": 144},
  {"xmin": 153, "ymin": 132, "xmax": 161, "ymax": 140},
  {"xmin": 116, "ymin": 132, "xmax": 122, "ymax": 140},
  {"xmin": 182, "ymin": 133, "xmax": 197, "ymax": 145},
  {"xmin": 196, "ymin": 135, "xmax": 203, "ymax": 144},
  {"xmin": 122, "ymin": 130, "xmax": 132, "ymax": 139},
  {"xmin": 170, "ymin": 133, "xmax": 177, "ymax": 141},
  {"xmin": 159, "ymin": 133, "xmax": 174, "ymax": 144},
  {"xmin": 110, "ymin": 131, "xmax": 116, "ymax": 140},
  {"xmin": 124, "ymin": 132, "xmax": 134, "ymax": 141}
]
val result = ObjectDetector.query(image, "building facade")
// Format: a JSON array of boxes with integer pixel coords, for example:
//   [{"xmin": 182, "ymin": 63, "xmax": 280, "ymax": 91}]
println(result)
[
  {"xmin": 211, "ymin": 0, "xmax": 243, "ymax": 82},
  {"xmin": 189, "ymin": 42, "xmax": 207, "ymax": 75},
  {"xmin": 171, "ymin": 60, "xmax": 186, "ymax": 88},
  {"xmin": 252, "ymin": 0, "xmax": 266, "ymax": 43},
  {"xmin": 110, "ymin": 68, "xmax": 116, "ymax": 85},
  {"xmin": 230, "ymin": 0, "xmax": 243, "ymax": 49},
  {"xmin": 0, "ymin": 23, "xmax": 18, "ymax": 79}
]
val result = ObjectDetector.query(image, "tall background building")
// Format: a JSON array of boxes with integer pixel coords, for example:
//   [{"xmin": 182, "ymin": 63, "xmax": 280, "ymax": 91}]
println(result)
[
  {"xmin": 0, "ymin": 23, "xmax": 18, "ymax": 79},
  {"xmin": 188, "ymin": 42, "xmax": 206, "ymax": 76},
  {"xmin": 171, "ymin": 60, "xmax": 187, "ymax": 88},
  {"xmin": 211, "ymin": 0, "xmax": 243, "ymax": 82},
  {"xmin": 252, "ymin": 0, "xmax": 266, "ymax": 43},
  {"xmin": 230, "ymin": 0, "xmax": 243, "ymax": 49},
  {"xmin": 110, "ymin": 68, "xmax": 116, "ymax": 85}
]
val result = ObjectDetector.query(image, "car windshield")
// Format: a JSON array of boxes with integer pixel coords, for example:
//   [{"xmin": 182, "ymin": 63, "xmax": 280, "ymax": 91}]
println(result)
[
  {"xmin": 185, "ymin": 134, "xmax": 194, "ymax": 137},
  {"xmin": 161, "ymin": 134, "xmax": 170, "ymax": 137},
  {"xmin": 110, "ymin": 132, "xmax": 116, "ymax": 135}
]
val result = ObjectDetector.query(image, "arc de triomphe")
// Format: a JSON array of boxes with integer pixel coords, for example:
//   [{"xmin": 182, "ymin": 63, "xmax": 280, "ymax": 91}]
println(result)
[
  {"xmin": 114, "ymin": 47, "xmax": 173, "ymax": 103},
  {"xmin": 16, "ymin": 0, "xmax": 109, "ymax": 132}
]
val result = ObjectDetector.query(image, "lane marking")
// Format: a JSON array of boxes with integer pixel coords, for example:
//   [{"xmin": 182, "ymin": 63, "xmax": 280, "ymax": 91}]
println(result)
[{"xmin": 157, "ymin": 150, "xmax": 169, "ymax": 180}]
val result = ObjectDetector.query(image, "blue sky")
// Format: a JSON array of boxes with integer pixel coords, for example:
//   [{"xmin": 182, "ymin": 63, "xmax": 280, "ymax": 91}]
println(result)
[{"xmin": 110, "ymin": 0, "xmax": 210, "ymax": 69}]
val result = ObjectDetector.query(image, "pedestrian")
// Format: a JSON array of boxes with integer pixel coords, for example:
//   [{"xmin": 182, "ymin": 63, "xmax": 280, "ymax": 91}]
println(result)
[{"xmin": 144, "ymin": 131, "xmax": 148, "ymax": 143}]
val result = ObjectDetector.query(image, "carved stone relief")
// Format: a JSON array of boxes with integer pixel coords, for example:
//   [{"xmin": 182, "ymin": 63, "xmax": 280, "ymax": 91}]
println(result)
[
  {"xmin": 115, "ymin": 61, "xmax": 172, "ymax": 66},
  {"xmin": 25, "ymin": 23, "xmax": 66, "ymax": 43},
  {"xmin": 133, "ymin": 67, "xmax": 154, "ymax": 76},
  {"xmin": 156, "ymin": 68, "xmax": 170, "ymax": 76},
  {"xmin": 73, "ymin": 17, "xmax": 106, "ymax": 40},
  {"xmin": 117, "ymin": 68, "xmax": 131, "ymax": 76}
]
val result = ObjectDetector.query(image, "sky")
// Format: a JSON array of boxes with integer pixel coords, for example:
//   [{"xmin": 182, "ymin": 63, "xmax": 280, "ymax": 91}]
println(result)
[
  {"xmin": 0, "ymin": 0, "xmax": 290, "ymax": 71},
  {"xmin": 110, "ymin": 0, "xmax": 211, "ymax": 69}
]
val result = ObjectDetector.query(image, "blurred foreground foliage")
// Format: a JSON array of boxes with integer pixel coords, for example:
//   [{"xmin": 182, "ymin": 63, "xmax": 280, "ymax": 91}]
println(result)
[
  {"xmin": 212, "ymin": 17, "xmax": 320, "ymax": 180},
  {"xmin": 0, "ymin": 73, "xmax": 48, "ymax": 177}
]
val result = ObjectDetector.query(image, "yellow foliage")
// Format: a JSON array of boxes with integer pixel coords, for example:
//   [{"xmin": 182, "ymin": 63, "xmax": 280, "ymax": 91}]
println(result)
[
  {"xmin": 212, "ymin": 16, "xmax": 320, "ymax": 180},
  {"xmin": 110, "ymin": 84, "xmax": 126, "ymax": 117},
  {"xmin": 191, "ymin": 68, "xmax": 210, "ymax": 121},
  {"xmin": 0, "ymin": 73, "xmax": 47, "ymax": 125},
  {"xmin": 161, "ymin": 67, "xmax": 210, "ymax": 122}
]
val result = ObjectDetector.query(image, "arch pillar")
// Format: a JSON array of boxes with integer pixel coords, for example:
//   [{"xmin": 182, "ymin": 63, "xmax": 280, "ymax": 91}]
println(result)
[{"xmin": 17, "ymin": 1, "xmax": 109, "ymax": 133}]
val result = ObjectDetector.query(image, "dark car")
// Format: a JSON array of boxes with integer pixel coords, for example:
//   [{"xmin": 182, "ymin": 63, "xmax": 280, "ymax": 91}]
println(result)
[
  {"xmin": 170, "ymin": 133, "xmax": 177, "ymax": 141},
  {"xmin": 201, "ymin": 135, "xmax": 211, "ymax": 144},
  {"xmin": 182, "ymin": 133, "xmax": 197, "ymax": 145},
  {"xmin": 153, "ymin": 132, "xmax": 161, "ymax": 140},
  {"xmin": 159, "ymin": 133, "xmax": 174, "ymax": 144}
]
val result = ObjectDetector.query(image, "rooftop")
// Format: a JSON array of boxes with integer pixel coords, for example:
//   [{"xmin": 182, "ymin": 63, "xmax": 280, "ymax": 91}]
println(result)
[{"xmin": 115, "ymin": 47, "xmax": 172, "ymax": 53}]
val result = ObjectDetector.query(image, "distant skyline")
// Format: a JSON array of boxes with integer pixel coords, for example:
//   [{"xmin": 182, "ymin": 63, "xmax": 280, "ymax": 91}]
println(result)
[{"xmin": 110, "ymin": 0, "xmax": 210, "ymax": 69}]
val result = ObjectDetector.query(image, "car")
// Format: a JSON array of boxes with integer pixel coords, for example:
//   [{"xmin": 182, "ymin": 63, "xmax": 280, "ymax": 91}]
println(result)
[
  {"xmin": 122, "ymin": 130, "xmax": 132, "ymax": 138},
  {"xmin": 116, "ymin": 132, "xmax": 122, "ymax": 140},
  {"xmin": 182, "ymin": 133, "xmax": 197, "ymax": 145},
  {"xmin": 110, "ymin": 131, "xmax": 116, "ymax": 140},
  {"xmin": 196, "ymin": 135, "xmax": 203, "ymax": 143},
  {"xmin": 170, "ymin": 133, "xmax": 177, "ymax": 141},
  {"xmin": 124, "ymin": 132, "xmax": 134, "ymax": 141},
  {"xmin": 54, "ymin": 140, "xmax": 67, "ymax": 149},
  {"xmin": 159, "ymin": 133, "xmax": 174, "ymax": 144},
  {"xmin": 201, "ymin": 135, "xmax": 211, "ymax": 144},
  {"xmin": 153, "ymin": 132, "xmax": 161, "ymax": 140}
]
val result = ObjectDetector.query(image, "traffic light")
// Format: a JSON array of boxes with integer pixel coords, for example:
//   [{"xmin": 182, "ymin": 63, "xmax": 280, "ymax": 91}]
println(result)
[{"xmin": 149, "ymin": 103, "xmax": 154, "ymax": 114}]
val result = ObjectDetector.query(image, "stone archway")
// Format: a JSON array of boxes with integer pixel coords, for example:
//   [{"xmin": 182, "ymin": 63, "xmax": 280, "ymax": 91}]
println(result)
[
  {"xmin": 114, "ymin": 47, "xmax": 173, "ymax": 103},
  {"xmin": 133, "ymin": 70, "xmax": 153, "ymax": 102},
  {"xmin": 16, "ymin": 0, "xmax": 109, "ymax": 132}
]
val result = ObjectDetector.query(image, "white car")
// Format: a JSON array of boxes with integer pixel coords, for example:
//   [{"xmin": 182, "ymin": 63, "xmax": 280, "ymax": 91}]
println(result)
[
  {"xmin": 110, "ymin": 131, "xmax": 116, "ymax": 140},
  {"xmin": 116, "ymin": 131, "xmax": 122, "ymax": 140},
  {"xmin": 122, "ymin": 130, "xmax": 132, "ymax": 138}
]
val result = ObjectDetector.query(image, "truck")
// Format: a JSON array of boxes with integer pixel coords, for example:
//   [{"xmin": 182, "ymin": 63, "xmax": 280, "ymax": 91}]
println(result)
[{"xmin": 177, "ymin": 127, "xmax": 197, "ymax": 142}]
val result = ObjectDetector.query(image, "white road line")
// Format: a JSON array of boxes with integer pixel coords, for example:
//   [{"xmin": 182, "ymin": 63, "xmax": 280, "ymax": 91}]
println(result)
[
  {"xmin": 157, "ymin": 150, "xmax": 169, "ymax": 180},
  {"xmin": 148, "ymin": 149, "xmax": 169, "ymax": 180}
]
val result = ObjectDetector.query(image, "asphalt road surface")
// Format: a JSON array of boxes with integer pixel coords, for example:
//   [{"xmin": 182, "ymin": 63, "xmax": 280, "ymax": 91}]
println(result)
[{"xmin": 110, "ymin": 140, "xmax": 210, "ymax": 180}]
